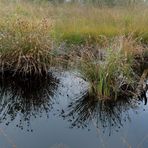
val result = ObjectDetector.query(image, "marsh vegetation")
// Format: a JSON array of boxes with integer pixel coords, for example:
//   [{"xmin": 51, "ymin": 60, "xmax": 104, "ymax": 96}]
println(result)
[
  {"xmin": 0, "ymin": 1, "xmax": 148, "ymax": 147},
  {"xmin": 0, "ymin": 0, "xmax": 148, "ymax": 99}
]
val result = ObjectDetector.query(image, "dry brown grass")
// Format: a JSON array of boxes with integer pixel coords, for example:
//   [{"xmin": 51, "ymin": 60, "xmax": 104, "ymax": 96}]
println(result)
[{"xmin": 0, "ymin": 18, "xmax": 55, "ymax": 76}]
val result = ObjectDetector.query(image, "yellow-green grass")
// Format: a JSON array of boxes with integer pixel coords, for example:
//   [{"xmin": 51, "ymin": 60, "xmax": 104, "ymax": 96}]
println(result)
[
  {"xmin": 54, "ymin": 4, "xmax": 148, "ymax": 44},
  {"xmin": 0, "ymin": 0, "xmax": 148, "ymax": 44}
]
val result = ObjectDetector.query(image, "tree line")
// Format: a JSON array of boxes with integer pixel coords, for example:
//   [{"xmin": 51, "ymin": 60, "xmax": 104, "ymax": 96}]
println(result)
[{"xmin": 47, "ymin": 0, "xmax": 147, "ymax": 6}]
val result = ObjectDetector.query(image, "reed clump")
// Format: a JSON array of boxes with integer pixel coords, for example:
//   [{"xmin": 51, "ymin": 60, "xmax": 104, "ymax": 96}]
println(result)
[
  {"xmin": 77, "ymin": 36, "xmax": 143, "ymax": 100},
  {"xmin": 0, "ymin": 18, "xmax": 55, "ymax": 76}
]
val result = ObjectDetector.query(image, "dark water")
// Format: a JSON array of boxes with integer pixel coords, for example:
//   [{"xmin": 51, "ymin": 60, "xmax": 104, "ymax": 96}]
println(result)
[{"xmin": 0, "ymin": 71, "xmax": 148, "ymax": 148}]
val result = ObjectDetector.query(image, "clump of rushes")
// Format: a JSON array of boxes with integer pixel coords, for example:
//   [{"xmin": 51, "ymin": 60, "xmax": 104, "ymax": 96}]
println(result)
[
  {"xmin": 78, "ymin": 36, "xmax": 139, "ymax": 100},
  {"xmin": 0, "ymin": 18, "xmax": 55, "ymax": 76}
]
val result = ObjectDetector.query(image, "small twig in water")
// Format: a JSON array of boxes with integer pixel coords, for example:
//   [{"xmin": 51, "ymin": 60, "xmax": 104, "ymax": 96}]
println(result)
[
  {"xmin": 121, "ymin": 137, "xmax": 132, "ymax": 148},
  {"xmin": 0, "ymin": 128, "xmax": 17, "ymax": 148}
]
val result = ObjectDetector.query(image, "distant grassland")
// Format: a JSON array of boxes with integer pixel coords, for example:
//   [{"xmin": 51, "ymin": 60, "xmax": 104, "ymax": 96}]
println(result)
[{"xmin": 0, "ymin": 0, "xmax": 148, "ymax": 44}]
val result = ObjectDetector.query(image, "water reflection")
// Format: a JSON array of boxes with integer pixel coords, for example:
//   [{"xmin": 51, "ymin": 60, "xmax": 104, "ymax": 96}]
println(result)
[
  {"xmin": 0, "ymin": 70, "xmax": 147, "ymax": 136},
  {"xmin": 0, "ymin": 74, "xmax": 59, "ymax": 131},
  {"xmin": 61, "ymin": 92, "xmax": 147, "ymax": 136}
]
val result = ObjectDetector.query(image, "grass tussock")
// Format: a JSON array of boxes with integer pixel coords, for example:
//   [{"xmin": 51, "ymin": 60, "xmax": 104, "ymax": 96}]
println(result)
[
  {"xmin": 77, "ymin": 36, "xmax": 143, "ymax": 100},
  {"xmin": 0, "ymin": 18, "xmax": 55, "ymax": 76}
]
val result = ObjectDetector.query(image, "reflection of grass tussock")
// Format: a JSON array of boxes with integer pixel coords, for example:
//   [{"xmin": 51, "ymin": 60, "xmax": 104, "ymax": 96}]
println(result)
[
  {"xmin": 61, "ymin": 93, "xmax": 140, "ymax": 135},
  {"xmin": 0, "ymin": 74, "xmax": 59, "ymax": 130}
]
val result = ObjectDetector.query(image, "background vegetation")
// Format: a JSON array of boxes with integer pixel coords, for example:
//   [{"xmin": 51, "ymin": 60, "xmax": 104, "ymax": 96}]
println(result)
[{"xmin": 0, "ymin": 0, "xmax": 148, "ymax": 44}]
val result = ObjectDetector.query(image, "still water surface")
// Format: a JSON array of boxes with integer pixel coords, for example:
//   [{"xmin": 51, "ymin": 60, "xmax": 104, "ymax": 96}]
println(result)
[{"xmin": 0, "ymin": 71, "xmax": 148, "ymax": 148}]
